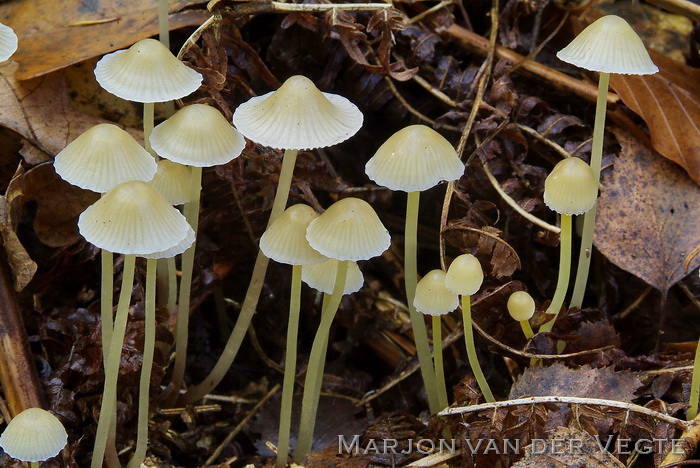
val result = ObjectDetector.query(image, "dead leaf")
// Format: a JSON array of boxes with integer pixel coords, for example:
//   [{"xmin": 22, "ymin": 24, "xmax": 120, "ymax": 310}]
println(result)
[
  {"xmin": 2, "ymin": 0, "xmax": 208, "ymax": 80},
  {"xmin": 609, "ymin": 51, "xmax": 700, "ymax": 184},
  {"xmin": 594, "ymin": 129, "xmax": 700, "ymax": 292},
  {"xmin": 442, "ymin": 222, "xmax": 521, "ymax": 279}
]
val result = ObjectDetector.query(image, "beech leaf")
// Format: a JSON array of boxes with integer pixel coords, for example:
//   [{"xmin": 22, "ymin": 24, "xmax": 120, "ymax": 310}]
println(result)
[{"xmin": 594, "ymin": 129, "xmax": 700, "ymax": 293}]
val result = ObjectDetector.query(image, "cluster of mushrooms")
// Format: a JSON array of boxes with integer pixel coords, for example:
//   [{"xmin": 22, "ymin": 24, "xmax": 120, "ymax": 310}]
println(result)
[{"xmin": 6, "ymin": 10, "xmax": 698, "ymax": 468}]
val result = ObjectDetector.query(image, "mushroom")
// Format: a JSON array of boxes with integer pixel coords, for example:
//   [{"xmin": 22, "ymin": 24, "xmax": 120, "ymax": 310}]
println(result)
[
  {"xmin": 414, "ymin": 269, "xmax": 459, "ymax": 410},
  {"xmin": 183, "ymin": 77, "xmax": 363, "ymax": 405},
  {"xmin": 445, "ymin": 254, "xmax": 494, "ymax": 402},
  {"xmin": 294, "ymin": 197, "xmax": 389, "ymax": 462},
  {"xmin": 538, "ymin": 157, "xmax": 598, "ymax": 334},
  {"xmin": 0, "ymin": 407, "xmax": 68, "ymax": 466},
  {"xmin": 364, "ymin": 124, "xmax": 464, "ymax": 413},
  {"xmin": 0, "ymin": 22, "xmax": 17, "ymax": 62},
  {"xmin": 507, "ymin": 291, "xmax": 536, "ymax": 339},
  {"xmin": 556, "ymin": 15, "xmax": 657, "ymax": 308}
]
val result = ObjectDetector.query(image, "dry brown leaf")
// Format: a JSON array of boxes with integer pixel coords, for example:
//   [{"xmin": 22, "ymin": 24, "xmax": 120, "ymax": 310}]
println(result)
[
  {"xmin": 610, "ymin": 51, "xmax": 700, "ymax": 184},
  {"xmin": 442, "ymin": 223, "xmax": 521, "ymax": 279},
  {"xmin": 2, "ymin": 0, "xmax": 208, "ymax": 80},
  {"xmin": 511, "ymin": 427, "xmax": 625, "ymax": 468},
  {"xmin": 594, "ymin": 129, "xmax": 700, "ymax": 293}
]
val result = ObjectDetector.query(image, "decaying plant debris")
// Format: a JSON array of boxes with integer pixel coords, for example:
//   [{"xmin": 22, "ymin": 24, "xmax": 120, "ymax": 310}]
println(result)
[{"xmin": 0, "ymin": 0, "xmax": 698, "ymax": 467}]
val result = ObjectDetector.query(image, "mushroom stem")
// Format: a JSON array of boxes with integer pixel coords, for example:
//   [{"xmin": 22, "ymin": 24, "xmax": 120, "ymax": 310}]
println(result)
[
  {"xmin": 92, "ymin": 254, "xmax": 137, "ymax": 468},
  {"xmin": 461, "ymin": 295, "xmax": 494, "ymax": 402},
  {"xmin": 144, "ymin": 102, "xmax": 155, "ymax": 157},
  {"xmin": 569, "ymin": 72, "xmax": 609, "ymax": 309},
  {"xmin": 169, "ymin": 166, "xmax": 202, "ymax": 400},
  {"xmin": 276, "ymin": 264, "xmax": 303, "ymax": 468},
  {"xmin": 295, "ymin": 260, "xmax": 348, "ymax": 462},
  {"xmin": 539, "ymin": 214, "xmax": 573, "ymax": 333},
  {"xmin": 520, "ymin": 320, "xmax": 534, "ymax": 339},
  {"xmin": 128, "ymin": 258, "xmax": 157, "ymax": 468},
  {"xmin": 101, "ymin": 249, "xmax": 113, "ymax": 360},
  {"xmin": 158, "ymin": 0, "xmax": 170, "ymax": 49},
  {"xmin": 167, "ymin": 256, "xmax": 177, "ymax": 314},
  {"xmin": 180, "ymin": 149, "xmax": 299, "ymax": 404},
  {"xmin": 432, "ymin": 315, "xmax": 449, "ymax": 411},
  {"xmin": 406, "ymin": 190, "xmax": 440, "ymax": 414},
  {"xmin": 688, "ymin": 338, "xmax": 700, "ymax": 420}
]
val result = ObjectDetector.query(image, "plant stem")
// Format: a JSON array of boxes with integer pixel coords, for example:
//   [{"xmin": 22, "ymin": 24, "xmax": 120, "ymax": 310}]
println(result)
[
  {"xmin": 101, "ymin": 249, "xmax": 113, "ymax": 361},
  {"xmin": 539, "ymin": 214, "xmax": 572, "ymax": 334},
  {"xmin": 520, "ymin": 320, "xmax": 534, "ymax": 339},
  {"xmin": 128, "ymin": 258, "xmax": 157, "ymax": 468},
  {"xmin": 169, "ymin": 166, "xmax": 202, "ymax": 401},
  {"xmin": 92, "ymin": 254, "xmax": 136, "ymax": 468},
  {"xmin": 295, "ymin": 260, "xmax": 348, "ymax": 462},
  {"xmin": 405, "ymin": 190, "xmax": 439, "ymax": 414},
  {"xmin": 688, "ymin": 338, "xmax": 700, "ymax": 420},
  {"xmin": 462, "ymin": 295, "xmax": 494, "ymax": 402},
  {"xmin": 570, "ymin": 72, "xmax": 609, "ymax": 309},
  {"xmin": 276, "ymin": 265, "xmax": 302, "ymax": 468},
  {"xmin": 181, "ymin": 149, "xmax": 299, "ymax": 404},
  {"xmin": 432, "ymin": 315, "xmax": 449, "ymax": 411}
]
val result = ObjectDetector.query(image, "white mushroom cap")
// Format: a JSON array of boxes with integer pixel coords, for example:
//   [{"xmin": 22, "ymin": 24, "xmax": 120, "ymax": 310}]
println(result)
[
  {"xmin": 54, "ymin": 124, "xmax": 157, "ymax": 193},
  {"xmin": 557, "ymin": 15, "xmax": 658, "ymax": 75},
  {"xmin": 507, "ymin": 291, "xmax": 536, "ymax": 322},
  {"xmin": 78, "ymin": 180, "xmax": 190, "ymax": 255},
  {"xmin": 94, "ymin": 38, "xmax": 203, "ymax": 102},
  {"xmin": 0, "ymin": 408, "xmax": 68, "ymax": 462},
  {"xmin": 365, "ymin": 125, "xmax": 464, "ymax": 192},
  {"xmin": 232, "ymin": 75, "xmax": 363, "ymax": 150},
  {"xmin": 543, "ymin": 157, "xmax": 598, "ymax": 215},
  {"xmin": 0, "ymin": 22, "xmax": 18, "ymax": 62},
  {"xmin": 147, "ymin": 159, "xmax": 192, "ymax": 205},
  {"xmin": 143, "ymin": 225, "xmax": 195, "ymax": 259},
  {"xmin": 150, "ymin": 104, "xmax": 246, "ymax": 167},
  {"xmin": 306, "ymin": 197, "xmax": 390, "ymax": 261},
  {"xmin": 445, "ymin": 254, "xmax": 484, "ymax": 296},
  {"xmin": 260, "ymin": 204, "xmax": 327, "ymax": 266},
  {"xmin": 302, "ymin": 258, "xmax": 364, "ymax": 295},
  {"xmin": 414, "ymin": 269, "xmax": 459, "ymax": 316}
]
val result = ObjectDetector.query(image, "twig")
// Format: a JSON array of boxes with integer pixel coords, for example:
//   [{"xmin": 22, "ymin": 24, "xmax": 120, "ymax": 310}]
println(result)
[
  {"xmin": 270, "ymin": 1, "xmax": 392, "ymax": 12},
  {"xmin": 661, "ymin": 413, "xmax": 700, "ymax": 466},
  {"xmin": 646, "ymin": 0, "xmax": 700, "ymax": 21},
  {"xmin": 619, "ymin": 286, "xmax": 653, "ymax": 319},
  {"xmin": 203, "ymin": 384, "xmax": 281, "ymax": 467},
  {"xmin": 440, "ymin": 396, "xmax": 692, "ymax": 430},
  {"xmin": 407, "ymin": 0, "xmax": 453, "ymax": 24}
]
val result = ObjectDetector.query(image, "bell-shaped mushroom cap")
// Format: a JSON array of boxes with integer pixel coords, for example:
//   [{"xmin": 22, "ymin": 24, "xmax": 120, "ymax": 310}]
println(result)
[
  {"xmin": 445, "ymin": 254, "xmax": 484, "ymax": 296},
  {"xmin": 143, "ymin": 225, "xmax": 195, "ymax": 259},
  {"xmin": 232, "ymin": 75, "xmax": 363, "ymax": 150},
  {"xmin": 507, "ymin": 291, "xmax": 536, "ymax": 322},
  {"xmin": 150, "ymin": 104, "xmax": 246, "ymax": 166},
  {"xmin": 94, "ymin": 38, "xmax": 203, "ymax": 102},
  {"xmin": 543, "ymin": 157, "xmax": 598, "ymax": 215},
  {"xmin": 0, "ymin": 408, "xmax": 68, "ymax": 462},
  {"xmin": 306, "ymin": 197, "xmax": 390, "ymax": 261},
  {"xmin": 54, "ymin": 124, "xmax": 157, "ymax": 193},
  {"xmin": 365, "ymin": 125, "xmax": 464, "ymax": 192},
  {"xmin": 260, "ymin": 204, "xmax": 327, "ymax": 266},
  {"xmin": 78, "ymin": 180, "xmax": 190, "ymax": 255},
  {"xmin": 302, "ymin": 258, "xmax": 364, "ymax": 295},
  {"xmin": 414, "ymin": 269, "xmax": 459, "ymax": 316},
  {"xmin": 0, "ymin": 23, "xmax": 18, "ymax": 62},
  {"xmin": 556, "ymin": 15, "xmax": 658, "ymax": 75},
  {"xmin": 147, "ymin": 159, "xmax": 192, "ymax": 205}
]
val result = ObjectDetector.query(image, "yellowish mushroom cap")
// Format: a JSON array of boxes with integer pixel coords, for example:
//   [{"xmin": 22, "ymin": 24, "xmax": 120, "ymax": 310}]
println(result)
[
  {"xmin": 143, "ymin": 225, "xmax": 195, "ymax": 259},
  {"xmin": 94, "ymin": 38, "xmax": 203, "ymax": 102},
  {"xmin": 507, "ymin": 291, "xmax": 536, "ymax": 322},
  {"xmin": 414, "ymin": 269, "xmax": 459, "ymax": 316},
  {"xmin": 260, "ymin": 204, "xmax": 327, "ymax": 266},
  {"xmin": 365, "ymin": 125, "xmax": 464, "ymax": 192},
  {"xmin": 78, "ymin": 180, "xmax": 190, "ymax": 255},
  {"xmin": 306, "ymin": 197, "xmax": 390, "ymax": 261},
  {"xmin": 543, "ymin": 157, "xmax": 598, "ymax": 215},
  {"xmin": 0, "ymin": 23, "xmax": 18, "ymax": 62},
  {"xmin": 232, "ymin": 75, "xmax": 363, "ymax": 150},
  {"xmin": 302, "ymin": 258, "xmax": 364, "ymax": 295},
  {"xmin": 0, "ymin": 408, "xmax": 67, "ymax": 462},
  {"xmin": 150, "ymin": 104, "xmax": 246, "ymax": 167},
  {"xmin": 147, "ymin": 160, "xmax": 192, "ymax": 205},
  {"xmin": 557, "ymin": 15, "xmax": 658, "ymax": 75},
  {"xmin": 54, "ymin": 123, "xmax": 157, "ymax": 193},
  {"xmin": 445, "ymin": 254, "xmax": 484, "ymax": 296}
]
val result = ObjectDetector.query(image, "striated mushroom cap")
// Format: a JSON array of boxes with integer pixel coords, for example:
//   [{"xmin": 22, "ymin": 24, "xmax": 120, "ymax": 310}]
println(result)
[
  {"xmin": 557, "ymin": 15, "xmax": 658, "ymax": 75},
  {"xmin": 445, "ymin": 254, "xmax": 484, "ymax": 296},
  {"xmin": 94, "ymin": 38, "xmax": 202, "ymax": 102},
  {"xmin": 365, "ymin": 125, "xmax": 464, "ymax": 192},
  {"xmin": 543, "ymin": 157, "xmax": 598, "ymax": 215},
  {"xmin": 147, "ymin": 159, "xmax": 192, "ymax": 205},
  {"xmin": 414, "ymin": 269, "xmax": 459, "ymax": 316},
  {"xmin": 233, "ymin": 75, "xmax": 363, "ymax": 150},
  {"xmin": 0, "ymin": 22, "xmax": 18, "ymax": 62},
  {"xmin": 260, "ymin": 204, "xmax": 327, "ymax": 266},
  {"xmin": 0, "ymin": 408, "xmax": 68, "ymax": 462},
  {"xmin": 302, "ymin": 258, "xmax": 364, "ymax": 295}
]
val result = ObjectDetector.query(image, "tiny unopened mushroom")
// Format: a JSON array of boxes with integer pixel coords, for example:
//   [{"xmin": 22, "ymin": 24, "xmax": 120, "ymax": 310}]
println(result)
[
  {"xmin": 0, "ymin": 408, "xmax": 67, "ymax": 464},
  {"xmin": 507, "ymin": 291, "xmax": 536, "ymax": 339}
]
